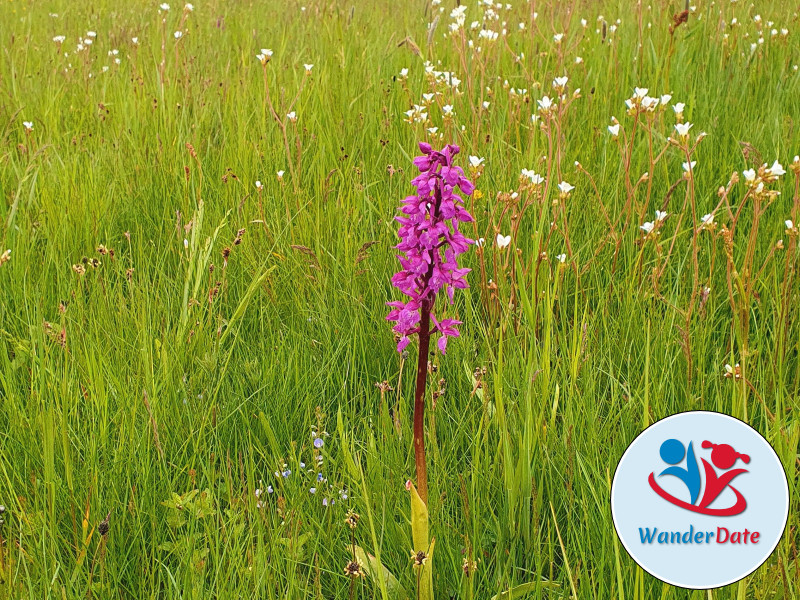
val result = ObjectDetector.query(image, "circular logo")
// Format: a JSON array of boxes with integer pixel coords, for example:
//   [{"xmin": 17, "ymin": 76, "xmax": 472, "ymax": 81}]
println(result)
[{"xmin": 611, "ymin": 411, "xmax": 789, "ymax": 589}]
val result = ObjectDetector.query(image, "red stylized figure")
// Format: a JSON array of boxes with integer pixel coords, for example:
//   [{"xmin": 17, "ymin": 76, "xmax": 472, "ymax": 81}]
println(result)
[{"xmin": 697, "ymin": 441, "xmax": 749, "ymax": 511}]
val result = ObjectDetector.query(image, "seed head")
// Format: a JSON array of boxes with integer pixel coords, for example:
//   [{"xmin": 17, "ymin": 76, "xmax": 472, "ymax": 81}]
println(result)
[
  {"xmin": 344, "ymin": 510, "xmax": 360, "ymax": 529},
  {"xmin": 462, "ymin": 557, "xmax": 478, "ymax": 575},
  {"xmin": 344, "ymin": 560, "xmax": 364, "ymax": 578},
  {"xmin": 374, "ymin": 380, "xmax": 394, "ymax": 393},
  {"xmin": 410, "ymin": 549, "xmax": 429, "ymax": 567},
  {"xmin": 98, "ymin": 512, "xmax": 110, "ymax": 536}
]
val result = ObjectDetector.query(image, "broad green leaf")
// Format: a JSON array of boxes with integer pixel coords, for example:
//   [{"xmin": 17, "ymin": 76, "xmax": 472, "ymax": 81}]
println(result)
[
  {"xmin": 409, "ymin": 482, "xmax": 433, "ymax": 600},
  {"xmin": 409, "ymin": 482, "xmax": 428, "ymax": 552}
]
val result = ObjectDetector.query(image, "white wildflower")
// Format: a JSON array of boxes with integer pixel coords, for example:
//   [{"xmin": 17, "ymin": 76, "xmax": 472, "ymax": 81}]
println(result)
[
  {"xmin": 557, "ymin": 181, "xmax": 575, "ymax": 196},
  {"xmin": 674, "ymin": 122, "xmax": 693, "ymax": 139},
  {"xmin": 767, "ymin": 160, "xmax": 785, "ymax": 177}
]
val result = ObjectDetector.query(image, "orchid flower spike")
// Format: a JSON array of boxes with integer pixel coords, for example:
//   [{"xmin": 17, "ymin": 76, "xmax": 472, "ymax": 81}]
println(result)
[{"xmin": 386, "ymin": 142, "xmax": 475, "ymax": 354}]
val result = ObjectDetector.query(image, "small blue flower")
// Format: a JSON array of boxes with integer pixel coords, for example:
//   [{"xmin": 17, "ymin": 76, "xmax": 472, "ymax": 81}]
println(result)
[
  {"xmin": 267, "ymin": 485, "xmax": 274, "ymax": 494},
  {"xmin": 314, "ymin": 438, "xmax": 324, "ymax": 449},
  {"xmin": 282, "ymin": 469, "xmax": 291, "ymax": 478},
  {"xmin": 309, "ymin": 487, "xmax": 316, "ymax": 494},
  {"xmin": 340, "ymin": 490, "xmax": 348, "ymax": 500},
  {"xmin": 317, "ymin": 472, "xmax": 324, "ymax": 482},
  {"xmin": 299, "ymin": 461, "xmax": 306, "ymax": 468}
]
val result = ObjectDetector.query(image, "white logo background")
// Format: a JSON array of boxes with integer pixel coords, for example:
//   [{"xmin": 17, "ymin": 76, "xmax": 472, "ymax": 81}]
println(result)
[{"xmin": 611, "ymin": 411, "xmax": 789, "ymax": 589}]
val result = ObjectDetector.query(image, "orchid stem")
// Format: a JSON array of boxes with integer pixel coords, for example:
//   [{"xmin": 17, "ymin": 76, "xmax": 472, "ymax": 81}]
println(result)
[{"xmin": 414, "ymin": 301, "xmax": 431, "ymax": 505}]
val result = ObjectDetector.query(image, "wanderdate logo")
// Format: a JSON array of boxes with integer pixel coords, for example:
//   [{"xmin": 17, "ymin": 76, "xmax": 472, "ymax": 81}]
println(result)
[
  {"xmin": 611, "ymin": 411, "xmax": 789, "ymax": 589},
  {"xmin": 648, "ymin": 438, "xmax": 750, "ymax": 516}
]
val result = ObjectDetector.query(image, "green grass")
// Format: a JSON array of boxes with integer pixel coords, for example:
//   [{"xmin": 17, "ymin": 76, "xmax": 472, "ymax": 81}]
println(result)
[{"xmin": 0, "ymin": 0, "xmax": 799, "ymax": 597}]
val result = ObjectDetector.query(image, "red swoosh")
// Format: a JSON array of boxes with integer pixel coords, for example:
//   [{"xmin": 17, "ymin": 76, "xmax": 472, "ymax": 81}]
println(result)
[{"xmin": 648, "ymin": 473, "xmax": 747, "ymax": 516}]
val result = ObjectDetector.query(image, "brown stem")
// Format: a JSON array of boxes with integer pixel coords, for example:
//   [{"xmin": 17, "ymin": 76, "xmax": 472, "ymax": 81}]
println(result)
[
  {"xmin": 414, "ymin": 301, "xmax": 431, "ymax": 505},
  {"xmin": 411, "ymin": 177, "xmax": 448, "ymax": 505}
]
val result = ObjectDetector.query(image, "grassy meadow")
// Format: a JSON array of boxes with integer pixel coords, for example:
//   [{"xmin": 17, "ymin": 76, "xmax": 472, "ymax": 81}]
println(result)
[{"xmin": 1, "ymin": 0, "xmax": 799, "ymax": 597}]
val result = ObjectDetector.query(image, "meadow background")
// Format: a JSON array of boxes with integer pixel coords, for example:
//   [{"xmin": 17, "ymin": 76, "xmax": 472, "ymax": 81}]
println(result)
[{"xmin": 0, "ymin": 0, "xmax": 799, "ymax": 597}]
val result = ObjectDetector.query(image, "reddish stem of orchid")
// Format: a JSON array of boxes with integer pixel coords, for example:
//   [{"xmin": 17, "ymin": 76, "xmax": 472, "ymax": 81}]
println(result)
[
  {"xmin": 413, "ymin": 298, "xmax": 431, "ymax": 505},
  {"xmin": 412, "ymin": 182, "xmax": 443, "ymax": 506}
]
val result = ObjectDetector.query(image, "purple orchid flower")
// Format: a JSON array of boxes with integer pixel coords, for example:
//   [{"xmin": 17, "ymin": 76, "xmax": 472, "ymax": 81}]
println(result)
[{"xmin": 386, "ymin": 142, "xmax": 474, "ymax": 356}]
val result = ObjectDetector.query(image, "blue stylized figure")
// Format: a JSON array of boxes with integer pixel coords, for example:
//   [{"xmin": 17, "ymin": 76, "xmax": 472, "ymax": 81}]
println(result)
[{"xmin": 658, "ymin": 439, "xmax": 701, "ymax": 505}]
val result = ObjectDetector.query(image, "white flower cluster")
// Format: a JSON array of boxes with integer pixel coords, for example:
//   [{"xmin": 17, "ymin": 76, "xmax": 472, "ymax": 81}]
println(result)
[
  {"xmin": 404, "ymin": 105, "xmax": 428, "ymax": 124},
  {"xmin": 448, "ymin": 6, "xmax": 467, "ymax": 33},
  {"xmin": 423, "ymin": 62, "xmax": 461, "ymax": 91},
  {"xmin": 640, "ymin": 210, "xmax": 668, "ymax": 236},
  {"xmin": 256, "ymin": 48, "xmax": 273, "ymax": 64},
  {"xmin": 742, "ymin": 160, "xmax": 786, "ymax": 197},
  {"xmin": 520, "ymin": 169, "xmax": 544, "ymax": 185},
  {"xmin": 624, "ymin": 88, "xmax": 672, "ymax": 115}
]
